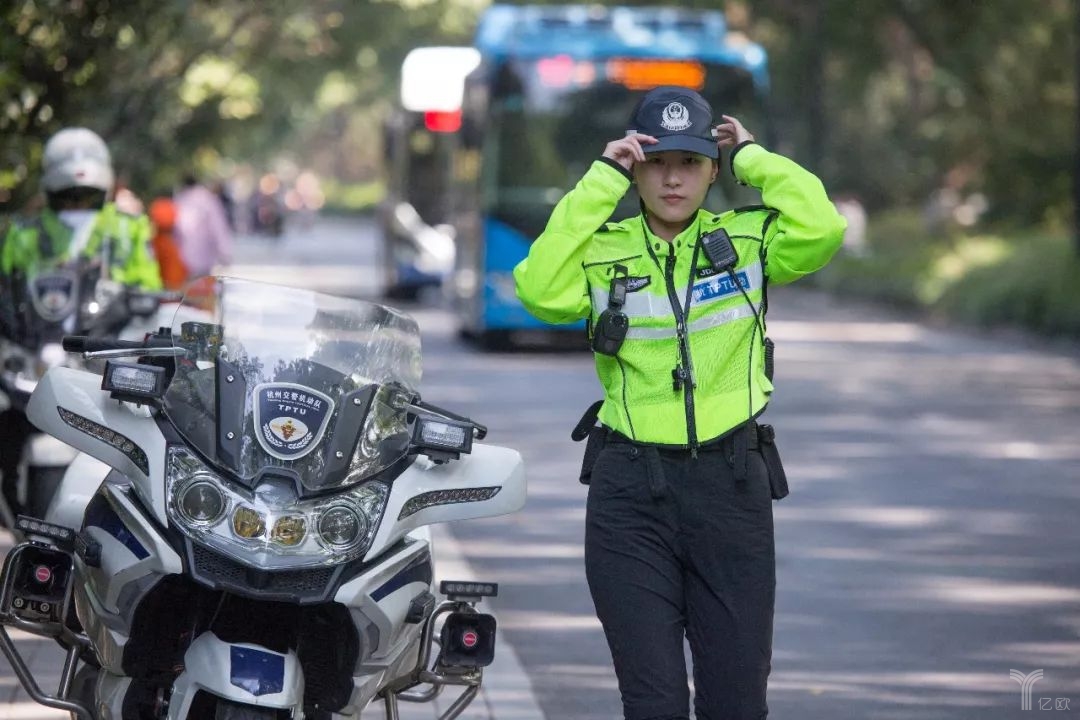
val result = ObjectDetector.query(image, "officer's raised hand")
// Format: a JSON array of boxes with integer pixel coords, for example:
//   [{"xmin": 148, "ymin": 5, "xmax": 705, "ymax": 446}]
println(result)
[
  {"xmin": 714, "ymin": 115, "xmax": 755, "ymax": 149},
  {"xmin": 602, "ymin": 133, "xmax": 658, "ymax": 171}
]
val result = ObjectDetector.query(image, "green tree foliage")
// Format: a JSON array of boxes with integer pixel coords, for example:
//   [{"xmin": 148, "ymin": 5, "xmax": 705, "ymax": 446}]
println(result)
[
  {"xmin": 745, "ymin": 0, "xmax": 1075, "ymax": 226},
  {"xmin": 0, "ymin": 0, "xmax": 477, "ymax": 210},
  {"xmin": 1, "ymin": 0, "xmax": 1074, "ymax": 229}
]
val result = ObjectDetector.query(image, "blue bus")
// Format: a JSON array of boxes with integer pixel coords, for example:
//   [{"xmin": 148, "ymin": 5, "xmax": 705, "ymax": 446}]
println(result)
[{"xmin": 451, "ymin": 5, "xmax": 771, "ymax": 347}]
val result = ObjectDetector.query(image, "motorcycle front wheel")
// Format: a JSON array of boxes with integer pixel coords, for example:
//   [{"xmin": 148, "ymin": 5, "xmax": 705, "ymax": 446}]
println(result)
[{"xmin": 214, "ymin": 701, "xmax": 278, "ymax": 719}]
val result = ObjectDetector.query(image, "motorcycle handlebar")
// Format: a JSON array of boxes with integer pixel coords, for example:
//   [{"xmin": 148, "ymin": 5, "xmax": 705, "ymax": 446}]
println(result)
[{"xmin": 61, "ymin": 336, "xmax": 148, "ymax": 353}]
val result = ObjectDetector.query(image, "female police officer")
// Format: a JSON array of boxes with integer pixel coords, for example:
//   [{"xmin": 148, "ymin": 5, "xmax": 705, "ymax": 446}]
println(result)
[{"xmin": 513, "ymin": 86, "xmax": 846, "ymax": 720}]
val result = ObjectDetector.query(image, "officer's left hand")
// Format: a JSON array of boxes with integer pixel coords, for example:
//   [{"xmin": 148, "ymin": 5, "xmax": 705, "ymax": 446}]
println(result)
[{"xmin": 715, "ymin": 115, "xmax": 754, "ymax": 149}]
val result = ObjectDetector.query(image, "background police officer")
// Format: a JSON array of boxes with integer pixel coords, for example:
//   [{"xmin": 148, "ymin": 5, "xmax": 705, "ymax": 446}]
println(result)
[
  {"xmin": 0, "ymin": 127, "xmax": 161, "ymax": 290},
  {"xmin": 0, "ymin": 126, "xmax": 161, "ymax": 514},
  {"xmin": 514, "ymin": 86, "xmax": 846, "ymax": 719}
]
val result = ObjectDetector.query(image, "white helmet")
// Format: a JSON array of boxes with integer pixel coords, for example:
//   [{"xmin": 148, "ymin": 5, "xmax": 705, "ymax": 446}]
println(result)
[{"xmin": 41, "ymin": 127, "xmax": 114, "ymax": 194}]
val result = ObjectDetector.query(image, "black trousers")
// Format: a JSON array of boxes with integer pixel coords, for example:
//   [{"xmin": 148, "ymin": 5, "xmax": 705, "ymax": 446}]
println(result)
[{"xmin": 585, "ymin": 436, "xmax": 775, "ymax": 720}]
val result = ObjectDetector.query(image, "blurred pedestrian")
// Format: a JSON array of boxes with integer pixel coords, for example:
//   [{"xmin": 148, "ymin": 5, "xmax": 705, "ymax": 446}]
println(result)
[
  {"xmin": 149, "ymin": 196, "xmax": 187, "ymax": 290},
  {"xmin": 252, "ymin": 172, "xmax": 285, "ymax": 238},
  {"xmin": 210, "ymin": 179, "xmax": 236, "ymax": 231},
  {"xmin": 514, "ymin": 86, "xmax": 846, "ymax": 719},
  {"xmin": 174, "ymin": 173, "xmax": 233, "ymax": 279},
  {"xmin": 834, "ymin": 192, "xmax": 868, "ymax": 256}
]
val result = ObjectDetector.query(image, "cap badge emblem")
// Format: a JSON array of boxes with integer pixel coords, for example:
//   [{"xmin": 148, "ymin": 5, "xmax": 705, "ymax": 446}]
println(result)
[{"xmin": 660, "ymin": 102, "xmax": 692, "ymax": 131}]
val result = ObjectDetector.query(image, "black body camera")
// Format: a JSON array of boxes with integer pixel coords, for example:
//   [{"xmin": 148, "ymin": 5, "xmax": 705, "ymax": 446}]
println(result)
[
  {"xmin": 592, "ymin": 311, "xmax": 628, "ymax": 356},
  {"xmin": 591, "ymin": 265, "xmax": 630, "ymax": 356}
]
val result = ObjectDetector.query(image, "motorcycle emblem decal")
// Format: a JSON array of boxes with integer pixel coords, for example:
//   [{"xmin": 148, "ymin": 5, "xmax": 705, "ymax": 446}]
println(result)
[
  {"xmin": 253, "ymin": 382, "xmax": 335, "ymax": 461},
  {"xmin": 660, "ymin": 102, "xmax": 692, "ymax": 132},
  {"xmin": 273, "ymin": 418, "xmax": 304, "ymax": 441},
  {"xmin": 28, "ymin": 271, "xmax": 78, "ymax": 322}
]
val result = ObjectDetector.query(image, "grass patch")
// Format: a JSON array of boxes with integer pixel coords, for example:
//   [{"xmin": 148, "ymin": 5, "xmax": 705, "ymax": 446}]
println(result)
[
  {"xmin": 815, "ymin": 209, "xmax": 1080, "ymax": 338},
  {"xmin": 934, "ymin": 233, "xmax": 1080, "ymax": 336}
]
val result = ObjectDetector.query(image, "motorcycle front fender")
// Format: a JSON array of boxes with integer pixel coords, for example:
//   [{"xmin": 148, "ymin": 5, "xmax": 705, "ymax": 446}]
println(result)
[{"xmin": 166, "ymin": 632, "xmax": 305, "ymax": 719}]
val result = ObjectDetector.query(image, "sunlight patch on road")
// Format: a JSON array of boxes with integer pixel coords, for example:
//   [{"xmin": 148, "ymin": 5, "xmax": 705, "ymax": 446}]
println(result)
[{"xmin": 497, "ymin": 610, "xmax": 602, "ymax": 631}]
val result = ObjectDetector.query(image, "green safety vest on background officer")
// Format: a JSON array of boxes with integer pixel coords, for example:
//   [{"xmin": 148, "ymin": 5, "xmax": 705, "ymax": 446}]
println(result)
[
  {"xmin": 1, "ymin": 203, "xmax": 161, "ymax": 289},
  {"xmin": 0, "ymin": 126, "xmax": 161, "ymax": 290},
  {"xmin": 514, "ymin": 86, "xmax": 846, "ymax": 720}
]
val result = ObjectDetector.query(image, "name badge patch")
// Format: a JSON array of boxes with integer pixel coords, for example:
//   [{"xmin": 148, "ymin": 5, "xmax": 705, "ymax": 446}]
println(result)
[
  {"xmin": 625, "ymin": 276, "xmax": 651, "ymax": 292},
  {"xmin": 253, "ymin": 383, "xmax": 335, "ymax": 460},
  {"xmin": 691, "ymin": 270, "xmax": 750, "ymax": 305}
]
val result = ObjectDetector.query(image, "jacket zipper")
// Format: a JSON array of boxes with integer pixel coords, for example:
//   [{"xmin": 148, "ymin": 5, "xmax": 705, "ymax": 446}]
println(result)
[{"xmin": 663, "ymin": 252, "xmax": 697, "ymax": 454}]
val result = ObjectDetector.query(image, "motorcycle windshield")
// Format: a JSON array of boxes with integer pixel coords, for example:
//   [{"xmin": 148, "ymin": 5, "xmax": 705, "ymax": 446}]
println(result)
[
  {"xmin": 163, "ymin": 277, "xmax": 422, "ymax": 491},
  {"xmin": 1, "ymin": 257, "xmax": 103, "ymax": 347}
]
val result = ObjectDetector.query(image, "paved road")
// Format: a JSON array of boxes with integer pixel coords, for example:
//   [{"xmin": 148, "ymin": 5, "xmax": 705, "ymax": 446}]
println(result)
[
  {"xmin": 417, "ymin": 285, "xmax": 1080, "ymax": 720},
  {"xmin": 2, "ymin": 215, "xmax": 1078, "ymax": 719}
]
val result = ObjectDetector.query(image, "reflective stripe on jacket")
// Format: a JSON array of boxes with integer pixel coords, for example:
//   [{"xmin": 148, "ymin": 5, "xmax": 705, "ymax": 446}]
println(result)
[
  {"xmin": 1, "ymin": 203, "xmax": 162, "ymax": 290},
  {"xmin": 513, "ymin": 143, "xmax": 846, "ymax": 446}
]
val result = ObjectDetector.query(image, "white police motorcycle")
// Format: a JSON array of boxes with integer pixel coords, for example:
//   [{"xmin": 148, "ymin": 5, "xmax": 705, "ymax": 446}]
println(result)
[
  {"xmin": 0, "ymin": 259, "xmax": 176, "ymax": 527},
  {"xmin": 0, "ymin": 277, "xmax": 525, "ymax": 719}
]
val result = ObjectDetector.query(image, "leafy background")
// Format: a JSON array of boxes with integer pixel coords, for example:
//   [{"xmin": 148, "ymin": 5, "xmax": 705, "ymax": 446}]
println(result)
[{"xmin": 2, "ymin": 0, "xmax": 1077, "ymax": 333}]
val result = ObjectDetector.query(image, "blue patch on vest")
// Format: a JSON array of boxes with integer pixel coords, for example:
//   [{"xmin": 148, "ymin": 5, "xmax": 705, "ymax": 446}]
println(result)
[
  {"xmin": 230, "ymin": 646, "xmax": 285, "ymax": 696},
  {"xmin": 691, "ymin": 270, "xmax": 750, "ymax": 305},
  {"xmin": 253, "ymin": 383, "xmax": 335, "ymax": 461}
]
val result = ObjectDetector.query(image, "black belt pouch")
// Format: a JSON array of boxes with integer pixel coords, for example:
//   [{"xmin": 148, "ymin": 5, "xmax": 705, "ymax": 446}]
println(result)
[
  {"xmin": 757, "ymin": 424, "xmax": 790, "ymax": 500},
  {"xmin": 578, "ymin": 425, "xmax": 608, "ymax": 485},
  {"xmin": 572, "ymin": 400, "xmax": 606, "ymax": 485}
]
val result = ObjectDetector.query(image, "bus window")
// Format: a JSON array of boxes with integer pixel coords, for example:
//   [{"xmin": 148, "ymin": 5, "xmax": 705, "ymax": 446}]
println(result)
[{"xmin": 485, "ymin": 58, "xmax": 765, "ymax": 244}]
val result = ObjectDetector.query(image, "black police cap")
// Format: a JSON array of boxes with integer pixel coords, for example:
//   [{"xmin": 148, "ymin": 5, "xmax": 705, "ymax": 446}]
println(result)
[{"xmin": 627, "ymin": 86, "xmax": 718, "ymax": 159}]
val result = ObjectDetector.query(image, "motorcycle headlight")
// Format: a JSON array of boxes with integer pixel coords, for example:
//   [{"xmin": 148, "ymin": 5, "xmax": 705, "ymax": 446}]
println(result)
[
  {"xmin": 166, "ymin": 446, "xmax": 388, "ymax": 569},
  {"xmin": 232, "ymin": 506, "xmax": 266, "ymax": 539},
  {"xmin": 271, "ymin": 516, "xmax": 307, "ymax": 547},
  {"xmin": 177, "ymin": 478, "xmax": 227, "ymax": 526},
  {"xmin": 318, "ymin": 506, "xmax": 368, "ymax": 549}
]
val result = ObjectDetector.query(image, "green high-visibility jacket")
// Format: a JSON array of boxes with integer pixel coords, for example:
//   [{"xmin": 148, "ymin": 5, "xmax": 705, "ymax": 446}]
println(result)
[
  {"xmin": 1, "ymin": 203, "xmax": 162, "ymax": 290},
  {"xmin": 514, "ymin": 143, "xmax": 846, "ymax": 446}
]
